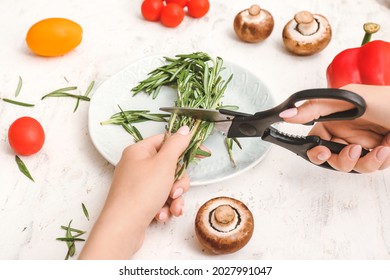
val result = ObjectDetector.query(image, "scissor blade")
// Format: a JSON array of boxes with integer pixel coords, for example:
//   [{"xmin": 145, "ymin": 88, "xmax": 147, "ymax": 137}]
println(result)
[
  {"xmin": 159, "ymin": 107, "xmax": 233, "ymax": 122},
  {"xmin": 159, "ymin": 107, "xmax": 233, "ymax": 134}
]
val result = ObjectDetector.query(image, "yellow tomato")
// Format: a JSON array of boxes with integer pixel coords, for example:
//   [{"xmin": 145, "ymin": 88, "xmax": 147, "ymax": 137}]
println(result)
[{"xmin": 26, "ymin": 18, "xmax": 83, "ymax": 57}]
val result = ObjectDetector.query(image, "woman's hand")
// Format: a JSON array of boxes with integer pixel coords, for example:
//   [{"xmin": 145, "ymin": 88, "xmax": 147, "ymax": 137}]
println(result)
[
  {"xmin": 279, "ymin": 84, "xmax": 390, "ymax": 173},
  {"xmin": 79, "ymin": 126, "xmax": 191, "ymax": 259}
]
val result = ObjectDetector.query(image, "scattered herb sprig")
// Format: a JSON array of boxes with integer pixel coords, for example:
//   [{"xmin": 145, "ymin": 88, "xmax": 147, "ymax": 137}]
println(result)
[
  {"xmin": 0, "ymin": 76, "xmax": 35, "ymax": 107},
  {"xmin": 15, "ymin": 155, "xmax": 34, "ymax": 182},
  {"xmin": 57, "ymin": 220, "xmax": 86, "ymax": 260},
  {"xmin": 41, "ymin": 81, "xmax": 95, "ymax": 112}
]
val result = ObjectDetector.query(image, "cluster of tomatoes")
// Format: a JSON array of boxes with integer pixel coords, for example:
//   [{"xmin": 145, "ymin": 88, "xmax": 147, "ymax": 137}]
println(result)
[{"xmin": 141, "ymin": 0, "xmax": 210, "ymax": 28}]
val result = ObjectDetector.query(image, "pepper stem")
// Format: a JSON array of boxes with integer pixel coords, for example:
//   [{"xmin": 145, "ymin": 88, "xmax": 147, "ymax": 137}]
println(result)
[{"xmin": 361, "ymin": 22, "xmax": 380, "ymax": 46}]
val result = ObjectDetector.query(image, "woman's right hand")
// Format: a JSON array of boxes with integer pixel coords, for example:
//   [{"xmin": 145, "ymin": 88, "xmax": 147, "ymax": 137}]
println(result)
[{"xmin": 279, "ymin": 84, "xmax": 390, "ymax": 173}]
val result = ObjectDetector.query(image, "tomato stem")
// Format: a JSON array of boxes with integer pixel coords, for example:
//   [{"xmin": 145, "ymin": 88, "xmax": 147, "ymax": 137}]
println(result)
[{"xmin": 361, "ymin": 22, "xmax": 380, "ymax": 46}]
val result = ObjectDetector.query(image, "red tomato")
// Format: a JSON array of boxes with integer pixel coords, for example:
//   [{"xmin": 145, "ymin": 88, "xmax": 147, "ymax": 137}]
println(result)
[
  {"xmin": 165, "ymin": 0, "xmax": 188, "ymax": 7},
  {"xmin": 8, "ymin": 117, "xmax": 45, "ymax": 156},
  {"xmin": 187, "ymin": 0, "xmax": 209, "ymax": 18},
  {"xmin": 160, "ymin": 3, "xmax": 185, "ymax": 27},
  {"xmin": 141, "ymin": 0, "xmax": 164, "ymax": 21}
]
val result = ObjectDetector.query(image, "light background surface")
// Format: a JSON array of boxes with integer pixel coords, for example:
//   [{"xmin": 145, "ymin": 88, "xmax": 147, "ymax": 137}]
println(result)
[{"xmin": 0, "ymin": 0, "xmax": 389, "ymax": 259}]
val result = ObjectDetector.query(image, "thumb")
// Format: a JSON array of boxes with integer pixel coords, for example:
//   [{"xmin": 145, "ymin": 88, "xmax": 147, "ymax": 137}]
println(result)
[
  {"xmin": 279, "ymin": 99, "xmax": 355, "ymax": 124},
  {"xmin": 157, "ymin": 126, "xmax": 191, "ymax": 163}
]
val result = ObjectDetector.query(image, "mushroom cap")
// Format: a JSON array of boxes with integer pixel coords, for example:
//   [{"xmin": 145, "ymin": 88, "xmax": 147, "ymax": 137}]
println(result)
[
  {"xmin": 282, "ymin": 11, "xmax": 332, "ymax": 56},
  {"xmin": 234, "ymin": 5, "xmax": 274, "ymax": 43},
  {"xmin": 195, "ymin": 196, "xmax": 254, "ymax": 254}
]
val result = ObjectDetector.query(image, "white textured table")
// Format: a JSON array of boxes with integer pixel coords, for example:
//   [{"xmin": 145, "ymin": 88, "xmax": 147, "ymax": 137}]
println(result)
[{"xmin": 1, "ymin": 0, "xmax": 389, "ymax": 260}]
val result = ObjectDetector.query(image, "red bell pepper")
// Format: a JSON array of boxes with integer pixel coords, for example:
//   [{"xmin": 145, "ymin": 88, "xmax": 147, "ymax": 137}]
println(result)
[{"xmin": 326, "ymin": 23, "xmax": 390, "ymax": 88}]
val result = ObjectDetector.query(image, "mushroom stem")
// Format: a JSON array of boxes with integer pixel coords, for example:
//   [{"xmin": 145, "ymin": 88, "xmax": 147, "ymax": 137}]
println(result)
[
  {"xmin": 248, "ymin": 4, "xmax": 261, "ymax": 16},
  {"xmin": 294, "ymin": 11, "xmax": 318, "ymax": 36},
  {"xmin": 214, "ymin": 205, "xmax": 235, "ymax": 225},
  {"xmin": 361, "ymin": 22, "xmax": 380, "ymax": 46}
]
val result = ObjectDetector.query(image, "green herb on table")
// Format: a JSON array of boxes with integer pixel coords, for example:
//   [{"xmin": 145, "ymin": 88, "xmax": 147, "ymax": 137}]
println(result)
[
  {"xmin": 1, "ymin": 98, "xmax": 35, "ymax": 107},
  {"xmin": 41, "ymin": 81, "xmax": 95, "ymax": 112},
  {"xmin": 0, "ymin": 76, "xmax": 35, "ymax": 107},
  {"xmin": 57, "ymin": 220, "xmax": 86, "ymax": 260},
  {"xmin": 15, "ymin": 155, "xmax": 34, "ymax": 182},
  {"xmin": 81, "ymin": 203, "xmax": 90, "ymax": 221},
  {"xmin": 15, "ymin": 76, "xmax": 23, "ymax": 97},
  {"xmin": 74, "ymin": 80, "xmax": 95, "ymax": 112}
]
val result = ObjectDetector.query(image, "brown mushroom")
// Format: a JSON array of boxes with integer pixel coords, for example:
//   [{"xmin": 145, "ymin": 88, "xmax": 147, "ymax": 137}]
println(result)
[
  {"xmin": 233, "ymin": 4, "xmax": 274, "ymax": 43},
  {"xmin": 195, "ymin": 196, "xmax": 254, "ymax": 254},
  {"xmin": 282, "ymin": 11, "xmax": 332, "ymax": 56}
]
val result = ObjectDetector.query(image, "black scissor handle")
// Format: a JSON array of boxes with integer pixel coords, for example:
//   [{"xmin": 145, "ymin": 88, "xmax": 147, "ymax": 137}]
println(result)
[
  {"xmin": 225, "ymin": 88, "xmax": 367, "ymax": 138},
  {"xmin": 263, "ymin": 127, "xmax": 370, "ymax": 173},
  {"xmin": 267, "ymin": 88, "xmax": 367, "ymax": 122}
]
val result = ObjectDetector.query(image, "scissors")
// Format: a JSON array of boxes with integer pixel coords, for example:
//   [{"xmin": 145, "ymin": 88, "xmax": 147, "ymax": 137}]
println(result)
[{"xmin": 160, "ymin": 88, "xmax": 369, "ymax": 172}]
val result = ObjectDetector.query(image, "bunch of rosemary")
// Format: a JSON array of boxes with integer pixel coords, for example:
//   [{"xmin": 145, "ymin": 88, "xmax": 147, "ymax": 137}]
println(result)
[
  {"xmin": 131, "ymin": 52, "xmax": 234, "ymax": 178},
  {"xmin": 102, "ymin": 52, "xmax": 239, "ymax": 177}
]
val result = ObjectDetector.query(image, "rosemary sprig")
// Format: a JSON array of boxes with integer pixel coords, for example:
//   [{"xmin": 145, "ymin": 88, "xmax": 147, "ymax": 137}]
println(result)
[
  {"xmin": 15, "ymin": 155, "xmax": 34, "ymax": 182},
  {"xmin": 57, "ymin": 220, "xmax": 86, "ymax": 260},
  {"xmin": 41, "ymin": 82, "xmax": 94, "ymax": 112},
  {"xmin": 101, "ymin": 106, "xmax": 170, "ymax": 142}
]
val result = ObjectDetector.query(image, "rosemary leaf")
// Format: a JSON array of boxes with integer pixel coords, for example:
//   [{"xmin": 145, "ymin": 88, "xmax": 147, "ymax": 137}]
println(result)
[
  {"xmin": 65, "ymin": 220, "xmax": 75, "ymax": 258},
  {"xmin": 225, "ymin": 138, "xmax": 237, "ymax": 168},
  {"xmin": 74, "ymin": 81, "xmax": 95, "ymax": 112},
  {"xmin": 41, "ymin": 92, "xmax": 90, "ymax": 101},
  {"xmin": 15, "ymin": 76, "xmax": 23, "ymax": 97},
  {"xmin": 2, "ymin": 98, "xmax": 35, "ymax": 107},
  {"xmin": 81, "ymin": 203, "xmax": 90, "ymax": 221},
  {"xmin": 84, "ymin": 81, "xmax": 95, "ymax": 97},
  {"xmin": 56, "ymin": 237, "xmax": 86, "ymax": 242},
  {"xmin": 195, "ymin": 148, "xmax": 211, "ymax": 157},
  {"xmin": 60, "ymin": 226, "xmax": 86, "ymax": 235},
  {"xmin": 15, "ymin": 155, "xmax": 34, "ymax": 182}
]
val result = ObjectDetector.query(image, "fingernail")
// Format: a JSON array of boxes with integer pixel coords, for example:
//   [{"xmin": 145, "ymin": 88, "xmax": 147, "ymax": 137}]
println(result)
[
  {"xmin": 349, "ymin": 145, "xmax": 362, "ymax": 160},
  {"xmin": 279, "ymin": 108, "xmax": 298, "ymax": 118},
  {"xmin": 158, "ymin": 212, "xmax": 168, "ymax": 221},
  {"xmin": 376, "ymin": 147, "xmax": 390, "ymax": 161},
  {"xmin": 172, "ymin": 188, "xmax": 183, "ymax": 199},
  {"xmin": 317, "ymin": 152, "xmax": 330, "ymax": 161},
  {"xmin": 177, "ymin": 125, "xmax": 190, "ymax": 135}
]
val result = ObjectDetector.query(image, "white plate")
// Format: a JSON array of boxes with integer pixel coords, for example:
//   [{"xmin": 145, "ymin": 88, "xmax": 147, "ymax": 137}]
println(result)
[{"xmin": 88, "ymin": 55, "xmax": 275, "ymax": 186}]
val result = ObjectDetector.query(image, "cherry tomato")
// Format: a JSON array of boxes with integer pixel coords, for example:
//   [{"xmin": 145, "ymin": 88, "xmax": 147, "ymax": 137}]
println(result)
[
  {"xmin": 187, "ymin": 0, "xmax": 210, "ymax": 18},
  {"xmin": 160, "ymin": 3, "xmax": 185, "ymax": 27},
  {"xmin": 26, "ymin": 18, "xmax": 82, "ymax": 57},
  {"xmin": 165, "ymin": 0, "xmax": 188, "ymax": 7},
  {"xmin": 141, "ymin": 0, "xmax": 164, "ymax": 21},
  {"xmin": 8, "ymin": 117, "xmax": 45, "ymax": 156}
]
